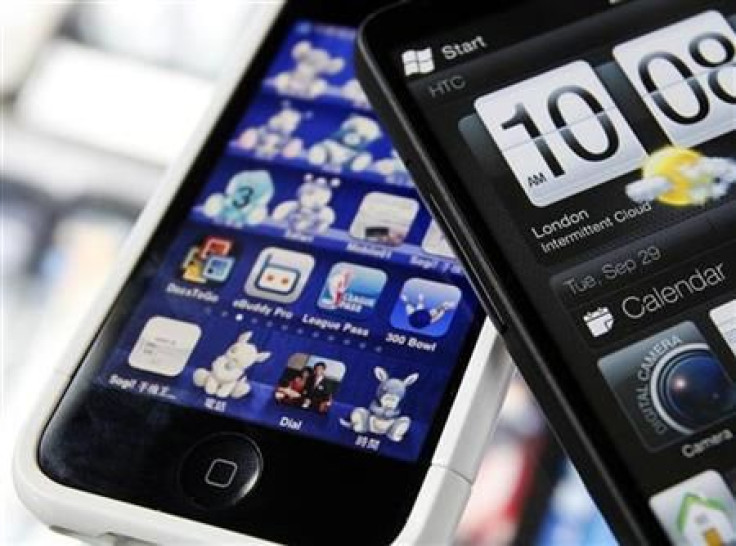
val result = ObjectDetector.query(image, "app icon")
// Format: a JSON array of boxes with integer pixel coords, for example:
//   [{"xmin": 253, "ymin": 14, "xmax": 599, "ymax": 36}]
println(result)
[
  {"xmin": 711, "ymin": 299, "xmax": 736, "ymax": 358},
  {"xmin": 274, "ymin": 354, "xmax": 345, "ymax": 415},
  {"xmin": 390, "ymin": 278, "xmax": 462, "ymax": 337},
  {"xmin": 129, "ymin": 316, "xmax": 201, "ymax": 377},
  {"xmin": 584, "ymin": 307, "xmax": 615, "ymax": 338},
  {"xmin": 201, "ymin": 170, "xmax": 274, "ymax": 228},
  {"xmin": 341, "ymin": 367, "xmax": 419, "ymax": 443},
  {"xmin": 349, "ymin": 192, "xmax": 419, "ymax": 247},
  {"xmin": 599, "ymin": 322, "xmax": 736, "ymax": 451},
  {"xmin": 271, "ymin": 174, "xmax": 339, "ymax": 234},
  {"xmin": 317, "ymin": 262, "xmax": 386, "ymax": 318},
  {"xmin": 193, "ymin": 331, "xmax": 271, "ymax": 399},
  {"xmin": 245, "ymin": 247, "xmax": 314, "ymax": 303},
  {"xmin": 307, "ymin": 115, "xmax": 382, "ymax": 173},
  {"xmin": 421, "ymin": 221, "xmax": 455, "ymax": 259},
  {"xmin": 650, "ymin": 470, "xmax": 736, "ymax": 545},
  {"xmin": 181, "ymin": 236, "xmax": 236, "ymax": 284}
]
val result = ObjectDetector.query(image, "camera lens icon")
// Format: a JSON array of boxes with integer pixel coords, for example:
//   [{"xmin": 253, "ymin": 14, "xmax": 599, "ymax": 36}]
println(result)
[
  {"xmin": 600, "ymin": 322, "xmax": 736, "ymax": 451},
  {"xmin": 652, "ymin": 344, "xmax": 736, "ymax": 435}
]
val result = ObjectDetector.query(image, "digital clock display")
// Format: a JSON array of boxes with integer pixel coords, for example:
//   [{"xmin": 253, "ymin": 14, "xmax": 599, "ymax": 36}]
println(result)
[{"xmin": 475, "ymin": 10, "xmax": 735, "ymax": 207}]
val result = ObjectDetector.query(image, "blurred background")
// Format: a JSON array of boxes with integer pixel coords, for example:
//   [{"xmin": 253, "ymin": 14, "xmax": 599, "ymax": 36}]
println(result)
[{"xmin": 1, "ymin": 2, "xmax": 615, "ymax": 544}]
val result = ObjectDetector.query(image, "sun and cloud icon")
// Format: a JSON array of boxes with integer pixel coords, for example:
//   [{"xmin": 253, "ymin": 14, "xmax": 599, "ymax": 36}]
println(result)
[{"xmin": 626, "ymin": 147, "xmax": 736, "ymax": 207}]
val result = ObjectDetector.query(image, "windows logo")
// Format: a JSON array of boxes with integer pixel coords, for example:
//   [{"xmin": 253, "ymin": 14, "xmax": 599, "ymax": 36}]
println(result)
[{"xmin": 402, "ymin": 48, "xmax": 435, "ymax": 76}]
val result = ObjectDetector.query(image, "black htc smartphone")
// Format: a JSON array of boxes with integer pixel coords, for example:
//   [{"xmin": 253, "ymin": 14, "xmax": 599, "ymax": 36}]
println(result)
[
  {"xmin": 15, "ymin": 2, "xmax": 513, "ymax": 545},
  {"xmin": 356, "ymin": 0, "xmax": 736, "ymax": 543}
]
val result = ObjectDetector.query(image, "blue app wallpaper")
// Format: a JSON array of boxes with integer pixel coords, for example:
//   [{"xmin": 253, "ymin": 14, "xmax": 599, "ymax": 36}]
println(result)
[{"xmin": 97, "ymin": 20, "xmax": 480, "ymax": 462}]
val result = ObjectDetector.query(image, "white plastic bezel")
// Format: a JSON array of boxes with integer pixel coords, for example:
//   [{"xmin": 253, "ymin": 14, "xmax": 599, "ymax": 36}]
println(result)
[{"xmin": 13, "ymin": 3, "xmax": 513, "ymax": 543}]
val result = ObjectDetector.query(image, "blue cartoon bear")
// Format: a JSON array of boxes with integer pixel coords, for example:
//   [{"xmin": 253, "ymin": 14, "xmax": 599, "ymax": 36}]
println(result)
[
  {"xmin": 271, "ymin": 174, "xmax": 338, "ymax": 234},
  {"xmin": 307, "ymin": 115, "xmax": 382, "ymax": 173},
  {"xmin": 236, "ymin": 105, "xmax": 305, "ymax": 160},
  {"xmin": 202, "ymin": 170, "xmax": 274, "ymax": 228},
  {"xmin": 341, "ymin": 367, "xmax": 419, "ymax": 442},
  {"xmin": 272, "ymin": 40, "xmax": 345, "ymax": 99}
]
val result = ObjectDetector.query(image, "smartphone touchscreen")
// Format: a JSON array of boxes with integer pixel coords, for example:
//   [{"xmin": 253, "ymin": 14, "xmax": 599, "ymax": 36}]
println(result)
[
  {"xmin": 88, "ymin": 19, "xmax": 482, "ymax": 464},
  {"xmin": 377, "ymin": 0, "xmax": 736, "ymax": 541}
]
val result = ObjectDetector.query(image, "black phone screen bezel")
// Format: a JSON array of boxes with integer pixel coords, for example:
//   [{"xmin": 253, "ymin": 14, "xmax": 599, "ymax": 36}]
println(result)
[
  {"xmin": 36, "ymin": 2, "xmax": 487, "ymax": 544},
  {"xmin": 353, "ymin": 0, "xmax": 721, "ymax": 543}
]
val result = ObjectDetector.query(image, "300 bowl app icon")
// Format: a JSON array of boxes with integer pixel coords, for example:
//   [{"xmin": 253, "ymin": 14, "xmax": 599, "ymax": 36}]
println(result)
[{"xmin": 599, "ymin": 322, "xmax": 736, "ymax": 451}]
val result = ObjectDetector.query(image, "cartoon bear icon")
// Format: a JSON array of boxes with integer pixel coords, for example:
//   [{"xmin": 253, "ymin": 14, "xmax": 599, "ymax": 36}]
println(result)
[
  {"xmin": 201, "ymin": 170, "xmax": 274, "ymax": 228},
  {"xmin": 193, "ymin": 332, "xmax": 271, "ymax": 399},
  {"xmin": 341, "ymin": 367, "xmax": 419, "ymax": 442},
  {"xmin": 271, "ymin": 174, "xmax": 339, "ymax": 234},
  {"xmin": 272, "ymin": 40, "xmax": 344, "ymax": 98},
  {"xmin": 307, "ymin": 115, "xmax": 382, "ymax": 173}
]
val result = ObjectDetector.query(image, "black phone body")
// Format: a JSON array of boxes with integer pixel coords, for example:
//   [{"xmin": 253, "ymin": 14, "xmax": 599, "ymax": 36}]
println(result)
[
  {"xmin": 356, "ymin": 0, "xmax": 736, "ymax": 543},
  {"xmin": 29, "ymin": 2, "xmax": 497, "ymax": 544}
]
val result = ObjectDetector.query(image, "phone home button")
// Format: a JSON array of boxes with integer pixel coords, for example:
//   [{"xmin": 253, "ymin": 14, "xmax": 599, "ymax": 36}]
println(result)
[{"xmin": 179, "ymin": 433, "xmax": 262, "ymax": 509}]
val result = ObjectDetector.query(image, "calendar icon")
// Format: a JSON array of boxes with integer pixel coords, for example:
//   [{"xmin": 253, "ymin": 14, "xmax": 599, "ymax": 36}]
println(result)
[
  {"xmin": 475, "ymin": 61, "xmax": 647, "ymax": 207},
  {"xmin": 614, "ymin": 11, "xmax": 736, "ymax": 148}
]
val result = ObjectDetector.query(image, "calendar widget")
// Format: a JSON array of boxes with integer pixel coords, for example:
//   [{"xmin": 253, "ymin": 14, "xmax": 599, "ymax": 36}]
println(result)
[
  {"xmin": 475, "ymin": 61, "xmax": 647, "ymax": 207},
  {"xmin": 614, "ymin": 11, "xmax": 736, "ymax": 149}
]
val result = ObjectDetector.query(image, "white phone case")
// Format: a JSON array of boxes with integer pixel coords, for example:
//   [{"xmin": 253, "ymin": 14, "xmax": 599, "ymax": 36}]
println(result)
[{"xmin": 13, "ymin": 3, "xmax": 514, "ymax": 543}]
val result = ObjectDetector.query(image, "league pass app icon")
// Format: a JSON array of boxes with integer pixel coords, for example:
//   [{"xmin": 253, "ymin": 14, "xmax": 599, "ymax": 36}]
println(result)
[
  {"xmin": 181, "ymin": 236, "xmax": 237, "ymax": 284},
  {"xmin": 650, "ymin": 470, "xmax": 736, "ymax": 546},
  {"xmin": 599, "ymin": 322, "xmax": 736, "ymax": 451},
  {"xmin": 129, "ymin": 316, "xmax": 202, "ymax": 377},
  {"xmin": 245, "ymin": 247, "xmax": 315, "ymax": 303},
  {"xmin": 390, "ymin": 278, "xmax": 462, "ymax": 338},
  {"xmin": 317, "ymin": 262, "xmax": 386, "ymax": 318}
]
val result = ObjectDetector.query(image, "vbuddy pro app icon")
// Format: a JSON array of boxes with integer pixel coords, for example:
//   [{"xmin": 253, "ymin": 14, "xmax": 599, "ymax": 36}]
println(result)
[
  {"xmin": 390, "ymin": 278, "xmax": 461, "ymax": 338},
  {"xmin": 599, "ymin": 322, "xmax": 736, "ymax": 451},
  {"xmin": 650, "ymin": 470, "xmax": 736, "ymax": 546},
  {"xmin": 317, "ymin": 262, "xmax": 386, "ymax": 318},
  {"xmin": 245, "ymin": 247, "xmax": 314, "ymax": 303}
]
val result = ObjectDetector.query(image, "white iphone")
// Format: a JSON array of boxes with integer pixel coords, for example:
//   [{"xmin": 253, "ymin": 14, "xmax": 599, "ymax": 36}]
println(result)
[{"xmin": 14, "ymin": 2, "xmax": 512, "ymax": 544}]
